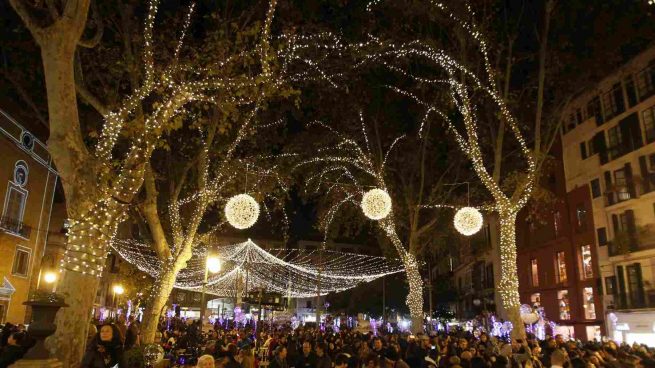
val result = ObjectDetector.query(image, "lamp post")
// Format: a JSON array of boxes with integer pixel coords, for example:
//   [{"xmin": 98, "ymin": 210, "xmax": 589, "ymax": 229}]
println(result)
[
  {"xmin": 113, "ymin": 284, "xmax": 124, "ymax": 318},
  {"xmin": 201, "ymin": 256, "xmax": 221, "ymax": 324},
  {"xmin": 43, "ymin": 271, "xmax": 58, "ymax": 293}
]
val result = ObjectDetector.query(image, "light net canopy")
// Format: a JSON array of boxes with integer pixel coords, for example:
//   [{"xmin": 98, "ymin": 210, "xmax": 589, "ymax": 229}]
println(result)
[{"xmin": 112, "ymin": 239, "xmax": 404, "ymax": 298}]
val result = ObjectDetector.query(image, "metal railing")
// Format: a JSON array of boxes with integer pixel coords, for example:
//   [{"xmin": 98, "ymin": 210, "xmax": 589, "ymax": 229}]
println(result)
[
  {"xmin": 608, "ymin": 290, "xmax": 655, "ymax": 310},
  {"xmin": 0, "ymin": 216, "xmax": 31, "ymax": 238}
]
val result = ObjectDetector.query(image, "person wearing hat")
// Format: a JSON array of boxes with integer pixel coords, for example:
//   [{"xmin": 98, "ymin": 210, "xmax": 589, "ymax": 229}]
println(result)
[{"xmin": 384, "ymin": 347, "xmax": 410, "ymax": 368}]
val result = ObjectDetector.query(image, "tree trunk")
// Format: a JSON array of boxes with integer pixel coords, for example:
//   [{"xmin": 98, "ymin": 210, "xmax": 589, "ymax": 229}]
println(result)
[
  {"xmin": 498, "ymin": 211, "xmax": 526, "ymax": 340},
  {"xmin": 141, "ymin": 262, "xmax": 179, "ymax": 344},
  {"xmin": 46, "ymin": 220, "xmax": 106, "ymax": 367},
  {"xmin": 380, "ymin": 218, "xmax": 424, "ymax": 332},
  {"xmin": 404, "ymin": 254, "xmax": 424, "ymax": 333}
]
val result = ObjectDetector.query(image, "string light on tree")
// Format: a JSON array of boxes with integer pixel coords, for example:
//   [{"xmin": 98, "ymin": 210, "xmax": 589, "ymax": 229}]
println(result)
[
  {"xmin": 453, "ymin": 207, "xmax": 483, "ymax": 236},
  {"xmin": 225, "ymin": 194, "xmax": 260, "ymax": 229},
  {"xmin": 361, "ymin": 188, "xmax": 392, "ymax": 220}
]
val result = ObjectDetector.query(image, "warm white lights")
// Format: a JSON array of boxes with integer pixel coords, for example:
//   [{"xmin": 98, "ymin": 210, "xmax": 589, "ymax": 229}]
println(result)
[
  {"xmin": 43, "ymin": 272, "xmax": 57, "ymax": 284},
  {"xmin": 206, "ymin": 256, "xmax": 222, "ymax": 274},
  {"xmin": 361, "ymin": 188, "xmax": 392, "ymax": 220},
  {"xmin": 113, "ymin": 284, "xmax": 125, "ymax": 295},
  {"xmin": 453, "ymin": 207, "xmax": 483, "ymax": 236},
  {"xmin": 225, "ymin": 194, "xmax": 260, "ymax": 229}
]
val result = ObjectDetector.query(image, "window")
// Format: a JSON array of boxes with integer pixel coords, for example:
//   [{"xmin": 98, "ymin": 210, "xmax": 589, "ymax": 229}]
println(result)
[
  {"xmin": 614, "ymin": 168, "xmax": 631, "ymax": 201},
  {"xmin": 554, "ymin": 211, "xmax": 561, "ymax": 237},
  {"xmin": 625, "ymin": 76, "xmax": 638, "ymax": 107},
  {"xmin": 582, "ymin": 287, "xmax": 597, "ymax": 319},
  {"xmin": 602, "ymin": 83, "xmax": 625, "ymax": 120},
  {"xmin": 642, "ymin": 105, "xmax": 655, "ymax": 143},
  {"xmin": 587, "ymin": 96, "xmax": 603, "ymax": 124},
  {"xmin": 579, "ymin": 245, "xmax": 594, "ymax": 279},
  {"xmin": 580, "ymin": 142, "xmax": 588, "ymax": 159},
  {"xmin": 605, "ymin": 276, "xmax": 617, "ymax": 295},
  {"xmin": 588, "ymin": 140, "xmax": 596, "ymax": 156},
  {"xmin": 636, "ymin": 62, "xmax": 655, "ymax": 100},
  {"xmin": 556, "ymin": 251, "xmax": 568, "ymax": 283},
  {"xmin": 12, "ymin": 246, "xmax": 30, "ymax": 277},
  {"xmin": 608, "ymin": 125, "xmax": 623, "ymax": 155},
  {"xmin": 597, "ymin": 227, "xmax": 608, "ymax": 246},
  {"xmin": 306, "ymin": 300, "xmax": 312, "ymax": 308},
  {"xmin": 530, "ymin": 259, "xmax": 539, "ymax": 287},
  {"xmin": 590, "ymin": 179, "xmax": 601, "ymax": 198},
  {"xmin": 558, "ymin": 290, "xmax": 571, "ymax": 320},
  {"xmin": 2, "ymin": 185, "xmax": 27, "ymax": 224},
  {"xmin": 531, "ymin": 293, "xmax": 541, "ymax": 307},
  {"xmin": 576, "ymin": 204, "xmax": 587, "ymax": 231}
]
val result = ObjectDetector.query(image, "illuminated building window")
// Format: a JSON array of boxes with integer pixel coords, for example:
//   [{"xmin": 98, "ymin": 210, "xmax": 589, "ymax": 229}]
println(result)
[
  {"xmin": 558, "ymin": 290, "xmax": 571, "ymax": 320},
  {"xmin": 582, "ymin": 287, "xmax": 596, "ymax": 319},
  {"xmin": 530, "ymin": 259, "xmax": 539, "ymax": 287},
  {"xmin": 531, "ymin": 293, "xmax": 541, "ymax": 307},
  {"xmin": 579, "ymin": 245, "xmax": 594, "ymax": 279},
  {"xmin": 556, "ymin": 251, "xmax": 568, "ymax": 283}
]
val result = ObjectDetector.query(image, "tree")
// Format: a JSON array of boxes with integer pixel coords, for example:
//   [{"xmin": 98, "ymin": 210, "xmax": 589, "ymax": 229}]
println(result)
[
  {"xmin": 357, "ymin": 0, "xmax": 558, "ymax": 338},
  {"xmin": 6, "ymin": 0, "xmax": 291, "ymax": 363}
]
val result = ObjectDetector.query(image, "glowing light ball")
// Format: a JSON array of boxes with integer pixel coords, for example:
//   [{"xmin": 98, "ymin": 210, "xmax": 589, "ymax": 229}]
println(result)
[
  {"xmin": 361, "ymin": 188, "xmax": 392, "ymax": 220},
  {"xmin": 225, "ymin": 194, "xmax": 260, "ymax": 229},
  {"xmin": 453, "ymin": 207, "xmax": 483, "ymax": 236}
]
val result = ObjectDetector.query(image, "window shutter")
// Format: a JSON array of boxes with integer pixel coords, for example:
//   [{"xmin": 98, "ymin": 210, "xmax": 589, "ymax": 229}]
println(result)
[
  {"xmin": 593, "ymin": 132, "xmax": 608, "ymax": 164},
  {"xmin": 612, "ymin": 214, "xmax": 620, "ymax": 234},
  {"xmin": 605, "ymin": 171, "xmax": 614, "ymax": 205},
  {"xmin": 626, "ymin": 210, "xmax": 638, "ymax": 251},
  {"xmin": 625, "ymin": 163, "xmax": 636, "ymax": 198},
  {"xmin": 639, "ymin": 155, "xmax": 651, "ymax": 193}
]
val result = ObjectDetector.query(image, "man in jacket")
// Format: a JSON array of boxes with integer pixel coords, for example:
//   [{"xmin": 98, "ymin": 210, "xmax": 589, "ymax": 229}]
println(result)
[{"xmin": 315, "ymin": 342, "xmax": 332, "ymax": 368}]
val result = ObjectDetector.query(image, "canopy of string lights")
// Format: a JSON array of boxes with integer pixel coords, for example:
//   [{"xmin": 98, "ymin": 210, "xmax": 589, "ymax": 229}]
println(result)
[{"xmin": 111, "ymin": 239, "xmax": 404, "ymax": 298}]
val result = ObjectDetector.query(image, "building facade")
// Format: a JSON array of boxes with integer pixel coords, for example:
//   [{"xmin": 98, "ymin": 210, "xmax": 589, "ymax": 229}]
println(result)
[
  {"xmin": 561, "ymin": 46, "xmax": 655, "ymax": 346},
  {"xmin": 0, "ymin": 109, "xmax": 58, "ymax": 324},
  {"xmin": 516, "ymin": 141, "xmax": 604, "ymax": 341}
]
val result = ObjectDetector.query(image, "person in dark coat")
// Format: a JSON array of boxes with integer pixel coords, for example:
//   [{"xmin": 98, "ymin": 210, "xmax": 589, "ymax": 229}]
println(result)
[
  {"xmin": 81, "ymin": 323, "xmax": 126, "ymax": 368},
  {"xmin": 0, "ymin": 331, "xmax": 26, "ymax": 368},
  {"xmin": 295, "ymin": 341, "xmax": 316, "ymax": 368},
  {"xmin": 315, "ymin": 342, "xmax": 332, "ymax": 368},
  {"xmin": 269, "ymin": 346, "xmax": 289, "ymax": 368}
]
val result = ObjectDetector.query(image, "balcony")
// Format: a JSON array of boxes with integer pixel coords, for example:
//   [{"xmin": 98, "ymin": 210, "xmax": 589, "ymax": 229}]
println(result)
[
  {"xmin": 0, "ymin": 216, "xmax": 31, "ymax": 239},
  {"xmin": 608, "ymin": 226, "xmax": 655, "ymax": 257},
  {"xmin": 608, "ymin": 290, "xmax": 655, "ymax": 310}
]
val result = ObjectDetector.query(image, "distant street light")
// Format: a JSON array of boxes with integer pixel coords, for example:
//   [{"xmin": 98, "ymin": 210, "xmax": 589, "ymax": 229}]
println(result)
[
  {"xmin": 112, "ymin": 284, "xmax": 125, "ymax": 318},
  {"xmin": 113, "ymin": 284, "xmax": 125, "ymax": 295},
  {"xmin": 201, "ymin": 255, "xmax": 221, "ymax": 323}
]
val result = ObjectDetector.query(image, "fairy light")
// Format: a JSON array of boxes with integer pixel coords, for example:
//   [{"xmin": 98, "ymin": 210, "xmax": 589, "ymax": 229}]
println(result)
[
  {"xmin": 225, "ymin": 194, "xmax": 260, "ymax": 230},
  {"xmin": 295, "ymin": 119, "xmax": 424, "ymax": 326},
  {"xmin": 111, "ymin": 239, "xmax": 403, "ymax": 297},
  {"xmin": 361, "ymin": 188, "xmax": 392, "ymax": 220},
  {"xmin": 453, "ymin": 207, "xmax": 483, "ymax": 236},
  {"xmin": 358, "ymin": 0, "xmax": 537, "ymax": 336}
]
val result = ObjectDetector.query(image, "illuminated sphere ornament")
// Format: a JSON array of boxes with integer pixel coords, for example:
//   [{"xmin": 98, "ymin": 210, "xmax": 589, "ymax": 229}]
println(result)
[
  {"xmin": 225, "ymin": 194, "xmax": 260, "ymax": 229},
  {"xmin": 361, "ymin": 188, "xmax": 392, "ymax": 220},
  {"xmin": 453, "ymin": 206, "xmax": 483, "ymax": 236},
  {"xmin": 143, "ymin": 344, "xmax": 164, "ymax": 366}
]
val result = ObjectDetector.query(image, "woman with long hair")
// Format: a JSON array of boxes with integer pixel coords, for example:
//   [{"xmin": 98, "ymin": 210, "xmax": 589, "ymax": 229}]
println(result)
[{"xmin": 81, "ymin": 323, "xmax": 126, "ymax": 368}]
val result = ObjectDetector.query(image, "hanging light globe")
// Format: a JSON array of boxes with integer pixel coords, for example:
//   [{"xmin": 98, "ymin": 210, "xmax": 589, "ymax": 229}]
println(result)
[
  {"xmin": 225, "ymin": 194, "xmax": 260, "ymax": 229},
  {"xmin": 361, "ymin": 188, "xmax": 392, "ymax": 220},
  {"xmin": 453, "ymin": 206, "xmax": 483, "ymax": 236}
]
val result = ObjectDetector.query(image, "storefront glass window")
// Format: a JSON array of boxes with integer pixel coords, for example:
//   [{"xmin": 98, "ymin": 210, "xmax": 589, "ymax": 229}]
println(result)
[{"xmin": 558, "ymin": 289, "xmax": 571, "ymax": 320}]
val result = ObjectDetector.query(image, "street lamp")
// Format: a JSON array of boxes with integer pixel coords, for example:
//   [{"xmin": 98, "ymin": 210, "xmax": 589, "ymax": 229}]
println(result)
[
  {"xmin": 200, "ymin": 256, "xmax": 221, "ymax": 324},
  {"xmin": 112, "ymin": 284, "xmax": 124, "ymax": 318}
]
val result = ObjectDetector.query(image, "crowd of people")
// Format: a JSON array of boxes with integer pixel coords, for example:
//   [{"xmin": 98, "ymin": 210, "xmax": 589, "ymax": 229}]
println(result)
[
  {"xmin": 148, "ymin": 316, "xmax": 655, "ymax": 368},
  {"xmin": 3, "ymin": 315, "xmax": 655, "ymax": 368}
]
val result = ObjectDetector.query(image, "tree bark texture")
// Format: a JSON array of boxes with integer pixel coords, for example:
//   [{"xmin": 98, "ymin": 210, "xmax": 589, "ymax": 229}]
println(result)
[
  {"xmin": 497, "ymin": 211, "xmax": 526, "ymax": 340},
  {"xmin": 140, "ymin": 263, "xmax": 179, "ymax": 344},
  {"xmin": 380, "ymin": 218, "xmax": 424, "ymax": 332}
]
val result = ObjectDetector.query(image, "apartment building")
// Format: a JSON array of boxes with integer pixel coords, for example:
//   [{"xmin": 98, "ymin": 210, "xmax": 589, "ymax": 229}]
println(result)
[
  {"xmin": 0, "ymin": 109, "xmax": 58, "ymax": 323},
  {"xmin": 561, "ymin": 46, "xmax": 655, "ymax": 346},
  {"xmin": 516, "ymin": 140, "xmax": 604, "ymax": 341}
]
